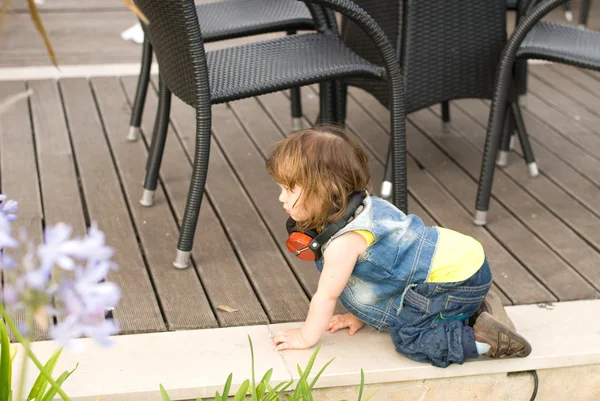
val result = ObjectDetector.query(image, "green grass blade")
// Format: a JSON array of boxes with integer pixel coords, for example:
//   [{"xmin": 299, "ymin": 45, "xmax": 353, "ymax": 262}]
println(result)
[
  {"xmin": 0, "ymin": 318, "xmax": 12, "ymax": 401},
  {"xmin": 308, "ymin": 357, "xmax": 335, "ymax": 389},
  {"xmin": 356, "ymin": 369, "xmax": 364, "ymax": 401},
  {"xmin": 221, "ymin": 373, "xmax": 233, "ymax": 400},
  {"xmin": 39, "ymin": 363, "xmax": 78, "ymax": 401},
  {"xmin": 248, "ymin": 336, "xmax": 257, "ymax": 400},
  {"xmin": 27, "ymin": 348, "xmax": 63, "ymax": 401},
  {"xmin": 232, "ymin": 379, "xmax": 249, "ymax": 401},
  {"xmin": 362, "ymin": 390, "xmax": 379, "ymax": 401},
  {"xmin": 159, "ymin": 384, "xmax": 171, "ymax": 401}
]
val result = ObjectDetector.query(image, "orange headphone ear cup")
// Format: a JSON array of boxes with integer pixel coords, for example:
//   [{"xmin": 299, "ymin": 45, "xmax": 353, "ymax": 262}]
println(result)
[{"xmin": 286, "ymin": 232, "xmax": 318, "ymax": 261}]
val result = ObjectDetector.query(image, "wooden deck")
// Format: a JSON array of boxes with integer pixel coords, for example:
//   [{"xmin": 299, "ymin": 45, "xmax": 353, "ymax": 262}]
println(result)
[
  {"xmin": 1, "ymin": 63, "xmax": 600, "ymax": 340},
  {"xmin": 1, "ymin": 1, "xmax": 599, "ymax": 67}
]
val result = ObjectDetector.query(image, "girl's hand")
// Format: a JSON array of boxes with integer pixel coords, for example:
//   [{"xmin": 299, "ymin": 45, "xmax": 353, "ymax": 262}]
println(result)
[
  {"xmin": 273, "ymin": 328, "xmax": 314, "ymax": 351},
  {"xmin": 328, "ymin": 313, "xmax": 365, "ymax": 335}
]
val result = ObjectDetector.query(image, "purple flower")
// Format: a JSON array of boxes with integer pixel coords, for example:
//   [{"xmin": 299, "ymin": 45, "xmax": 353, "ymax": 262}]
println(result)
[
  {"xmin": 0, "ymin": 213, "xmax": 18, "ymax": 250},
  {"xmin": 52, "ymin": 262, "xmax": 121, "ymax": 348},
  {"xmin": 50, "ymin": 314, "xmax": 119, "ymax": 350},
  {"xmin": 1, "ymin": 199, "xmax": 18, "ymax": 221},
  {"xmin": 38, "ymin": 222, "xmax": 114, "ymax": 272}
]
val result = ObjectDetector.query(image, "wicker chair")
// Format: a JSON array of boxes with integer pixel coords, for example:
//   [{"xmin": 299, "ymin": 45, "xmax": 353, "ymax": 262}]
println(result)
[
  {"xmin": 338, "ymin": 0, "xmax": 516, "ymax": 197},
  {"xmin": 475, "ymin": 0, "xmax": 600, "ymax": 225},
  {"xmin": 133, "ymin": 0, "xmax": 406, "ymax": 269},
  {"xmin": 126, "ymin": 0, "xmax": 316, "ymax": 143}
]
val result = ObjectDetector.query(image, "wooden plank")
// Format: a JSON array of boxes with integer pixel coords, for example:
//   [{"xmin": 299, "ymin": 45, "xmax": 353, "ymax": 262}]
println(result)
[
  {"xmin": 147, "ymin": 81, "xmax": 309, "ymax": 323},
  {"xmin": 399, "ymin": 103, "xmax": 600, "ymax": 298},
  {"xmin": 90, "ymin": 76, "xmax": 215, "ymax": 330},
  {"xmin": 454, "ymin": 98, "xmax": 600, "ymax": 251},
  {"xmin": 532, "ymin": 65, "xmax": 600, "ymax": 125},
  {"xmin": 348, "ymin": 87, "xmax": 568, "ymax": 304},
  {"xmin": 121, "ymin": 76, "xmax": 268, "ymax": 327},
  {"xmin": 527, "ymin": 73, "xmax": 600, "ymax": 139},
  {"xmin": 59, "ymin": 78, "xmax": 165, "ymax": 334},
  {"xmin": 549, "ymin": 64, "xmax": 600, "ymax": 102},
  {"xmin": 30, "ymin": 79, "xmax": 91, "ymax": 337},
  {"xmin": 0, "ymin": 12, "xmax": 139, "ymax": 67},
  {"xmin": 0, "ymin": 81, "xmax": 49, "ymax": 340},
  {"xmin": 455, "ymin": 98, "xmax": 600, "ymax": 219}
]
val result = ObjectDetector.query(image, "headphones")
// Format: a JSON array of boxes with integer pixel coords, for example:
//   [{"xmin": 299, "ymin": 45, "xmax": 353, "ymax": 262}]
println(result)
[{"xmin": 285, "ymin": 192, "xmax": 366, "ymax": 261}]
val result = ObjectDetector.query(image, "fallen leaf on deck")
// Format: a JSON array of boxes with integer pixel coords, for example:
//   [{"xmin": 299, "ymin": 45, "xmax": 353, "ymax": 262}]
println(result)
[{"xmin": 217, "ymin": 305, "xmax": 239, "ymax": 313}]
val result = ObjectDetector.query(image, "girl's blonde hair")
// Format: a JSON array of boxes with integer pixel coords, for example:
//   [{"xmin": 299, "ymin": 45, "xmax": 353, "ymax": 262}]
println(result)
[{"xmin": 266, "ymin": 125, "xmax": 370, "ymax": 231}]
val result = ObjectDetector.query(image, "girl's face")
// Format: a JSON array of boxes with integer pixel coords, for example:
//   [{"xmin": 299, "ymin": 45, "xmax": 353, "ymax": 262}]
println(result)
[{"xmin": 278, "ymin": 184, "xmax": 307, "ymax": 221}]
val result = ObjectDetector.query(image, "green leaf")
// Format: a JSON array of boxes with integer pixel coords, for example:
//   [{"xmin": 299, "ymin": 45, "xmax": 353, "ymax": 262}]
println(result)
[
  {"xmin": 362, "ymin": 390, "xmax": 379, "ymax": 401},
  {"xmin": 248, "ymin": 336, "xmax": 257, "ymax": 400},
  {"xmin": 292, "ymin": 344, "xmax": 321, "ymax": 399},
  {"xmin": 308, "ymin": 357, "xmax": 335, "ymax": 389},
  {"xmin": 221, "ymin": 373, "xmax": 233, "ymax": 400},
  {"xmin": 232, "ymin": 379, "xmax": 249, "ymax": 401},
  {"xmin": 0, "ymin": 318, "xmax": 12, "ymax": 401},
  {"xmin": 159, "ymin": 384, "xmax": 171, "ymax": 401},
  {"xmin": 9, "ymin": 347, "xmax": 16, "ymax": 363},
  {"xmin": 259, "ymin": 369, "xmax": 273, "ymax": 387},
  {"xmin": 264, "ymin": 380, "xmax": 293, "ymax": 401},
  {"xmin": 356, "ymin": 369, "xmax": 364, "ymax": 401},
  {"xmin": 39, "ymin": 363, "xmax": 78, "ymax": 401},
  {"xmin": 27, "ymin": 348, "xmax": 63, "ymax": 401}
]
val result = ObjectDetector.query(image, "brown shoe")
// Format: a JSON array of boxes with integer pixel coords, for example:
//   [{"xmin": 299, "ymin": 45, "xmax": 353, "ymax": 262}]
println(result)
[
  {"xmin": 473, "ymin": 312, "xmax": 532, "ymax": 358},
  {"xmin": 470, "ymin": 290, "xmax": 516, "ymax": 332}
]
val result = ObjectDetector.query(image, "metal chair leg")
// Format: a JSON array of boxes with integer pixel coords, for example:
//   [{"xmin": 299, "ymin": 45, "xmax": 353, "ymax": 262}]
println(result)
[
  {"xmin": 441, "ymin": 101, "xmax": 450, "ymax": 123},
  {"xmin": 174, "ymin": 107, "xmax": 212, "ymax": 269},
  {"xmin": 563, "ymin": 1, "xmax": 573, "ymax": 22},
  {"xmin": 290, "ymin": 87, "xmax": 304, "ymax": 131},
  {"xmin": 140, "ymin": 78, "xmax": 171, "ymax": 207},
  {"xmin": 496, "ymin": 109, "xmax": 515, "ymax": 167},
  {"xmin": 510, "ymin": 102, "xmax": 538, "ymax": 177},
  {"xmin": 334, "ymin": 80, "xmax": 347, "ymax": 125},
  {"xmin": 287, "ymin": 30, "xmax": 305, "ymax": 132},
  {"xmin": 128, "ymin": 35, "xmax": 153, "ymax": 142},
  {"xmin": 578, "ymin": 0, "xmax": 591, "ymax": 27},
  {"xmin": 317, "ymin": 81, "xmax": 335, "ymax": 125},
  {"xmin": 381, "ymin": 145, "xmax": 393, "ymax": 199}
]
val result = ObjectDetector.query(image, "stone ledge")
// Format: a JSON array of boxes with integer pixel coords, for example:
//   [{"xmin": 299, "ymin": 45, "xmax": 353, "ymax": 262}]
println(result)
[{"xmin": 11, "ymin": 299, "xmax": 600, "ymax": 401}]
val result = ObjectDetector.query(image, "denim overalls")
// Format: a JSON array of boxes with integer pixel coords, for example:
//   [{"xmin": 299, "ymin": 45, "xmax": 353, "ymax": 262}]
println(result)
[{"xmin": 315, "ymin": 196, "xmax": 492, "ymax": 368}]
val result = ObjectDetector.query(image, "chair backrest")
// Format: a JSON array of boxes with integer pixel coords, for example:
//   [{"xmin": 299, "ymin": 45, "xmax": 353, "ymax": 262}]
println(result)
[
  {"xmin": 342, "ymin": 0, "xmax": 507, "ymax": 112},
  {"xmin": 134, "ymin": 0, "xmax": 209, "ymax": 107}
]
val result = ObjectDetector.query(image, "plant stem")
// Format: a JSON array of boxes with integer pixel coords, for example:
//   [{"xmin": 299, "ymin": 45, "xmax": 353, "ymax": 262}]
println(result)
[
  {"xmin": 0, "ymin": 307, "xmax": 72, "ymax": 401},
  {"xmin": 15, "ymin": 312, "xmax": 34, "ymax": 401}
]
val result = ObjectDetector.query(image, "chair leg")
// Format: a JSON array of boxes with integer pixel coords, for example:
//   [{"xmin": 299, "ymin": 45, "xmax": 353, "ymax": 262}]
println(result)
[
  {"xmin": 474, "ymin": 102, "xmax": 509, "ymax": 226},
  {"xmin": 140, "ymin": 78, "xmax": 171, "ymax": 207},
  {"xmin": 290, "ymin": 87, "xmax": 304, "ymax": 131},
  {"xmin": 563, "ymin": 1, "xmax": 573, "ymax": 22},
  {"xmin": 128, "ymin": 35, "xmax": 153, "ymax": 142},
  {"xmin": 496, "ymin": 109, "xmax": 515, "ymax": 167},
  {"xmin": 441, "ymin": 101, "xmax": 450, "ymax": 123},
  {"xmin": 174, "ymin": 108, "xmax": 212, "ymax": 269},
  {"xmin": 287, "ymin": 30, "xmax": 304, "ymax": 132},
  {"xmin": 579, "ymin": 0, "xmax": 591, "ymax": 27},
  {"xmin": 317, "ymin": 81, "xmax": 335, "ymax": 125},
  {"xmin": 510, "ymin": 102, "xmax": 538, "ymax": 177},
  {"xmin": 380, "ymin": 145, "xmax": 393, "ymax": 199},
  {"xmin": 334, "ymin": 80, "xmax": 347, "ymax": 125}
]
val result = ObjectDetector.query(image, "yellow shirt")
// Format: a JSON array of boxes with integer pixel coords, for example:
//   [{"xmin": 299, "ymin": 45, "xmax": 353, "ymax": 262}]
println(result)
[{"xmin": 354, "ymin": 227, "xmax": 484, "ymax": 283}]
